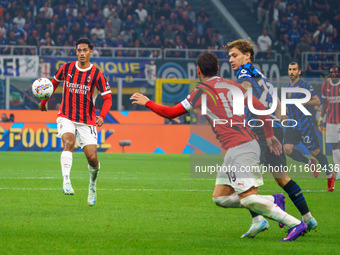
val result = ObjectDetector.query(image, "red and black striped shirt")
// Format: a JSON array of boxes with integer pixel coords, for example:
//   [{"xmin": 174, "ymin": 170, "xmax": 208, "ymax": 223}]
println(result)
[
  {"xmin": 322, "ymin": 79, "xmax": 340, "ymax": 124},
  {"xmin": 55, "ymin": 61, "xmax": 111, "ymax": 125}
]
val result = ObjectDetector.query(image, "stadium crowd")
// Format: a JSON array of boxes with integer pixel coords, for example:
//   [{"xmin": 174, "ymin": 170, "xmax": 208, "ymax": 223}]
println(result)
[
  {"xmin": 0, "ymin": 0, "xmax": 339, "ymax": 64},
  {"xmin": 0, "ymin": 0, "xmax": 225, "ymax": 58},
  {"xmin": 252, "ymin": 0, "xmax": 340, "ymax": 70}
]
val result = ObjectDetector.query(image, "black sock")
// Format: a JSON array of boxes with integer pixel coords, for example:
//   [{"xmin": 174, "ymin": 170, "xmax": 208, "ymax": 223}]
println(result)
[
  {"xmin": 283, "ymin": 179, "xmax": 309, "ymax": 215},
  {"xmin": 315, "ymin": 151, "xmax": 331, "ymax": 176},
  {"xmin": 288, "ymin": 149, "xmax": 309, "ymax": 164},
  {"xmin": 250, "ymin": 210, "xmax": 260, "ymax": 218}
]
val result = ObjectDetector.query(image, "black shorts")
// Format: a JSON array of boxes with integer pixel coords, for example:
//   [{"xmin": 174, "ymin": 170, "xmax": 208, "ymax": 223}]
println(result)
[
  {"xmin": 254, "ymin": 127, "xmax": 286, "ymax": 167},
  {"xmin": 284, "ymin": 126, "xmax": 320, "ymax": 151}
]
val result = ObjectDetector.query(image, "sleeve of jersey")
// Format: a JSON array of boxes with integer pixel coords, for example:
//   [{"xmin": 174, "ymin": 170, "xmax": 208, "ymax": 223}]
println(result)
[
  {"xmin": 99, "ymin": 93, "xmax": 112, "ymax": 120},
  {"xmin": 245, "ymin": 94, "xmax": 274, "ymax": 138},
  {"xmin": 97, "ymin": 73, "xmax": 112, "ymax": 96},
  {"xmin": 145, "ymin": 101, "xmax": 188, "ymax": 119},
  {"xmin": 40, "ymin": 78, "xmax": 60, "ymax": 107}
]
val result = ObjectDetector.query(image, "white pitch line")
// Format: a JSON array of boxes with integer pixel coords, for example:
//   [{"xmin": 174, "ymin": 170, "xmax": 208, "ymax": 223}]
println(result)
[{"xmin": 0, "ymin": 187, "xmax": 328, "ymax": 192}]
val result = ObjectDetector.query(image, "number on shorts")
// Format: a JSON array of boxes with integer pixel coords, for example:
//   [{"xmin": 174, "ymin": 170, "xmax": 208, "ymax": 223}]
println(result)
[
  {"xmin": 226, "ymin": 171, "xmax": 236, "ymax": 183},
  {"xmin": 88, "ymin": 126, "xmax": 97, "ymax": 136}
]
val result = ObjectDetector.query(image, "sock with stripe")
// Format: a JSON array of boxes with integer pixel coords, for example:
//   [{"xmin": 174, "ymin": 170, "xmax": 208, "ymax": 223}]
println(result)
[
  {"xmin": 288, "ymin": 149, "xmax": 309, "ymax": 164},
  {"xmin": 315, "ymin": 151, "xmax": 332, "ymax": 178},
  {"xmin": 283, "ymin": 179, "xmax": 309, "ymax": 216}
]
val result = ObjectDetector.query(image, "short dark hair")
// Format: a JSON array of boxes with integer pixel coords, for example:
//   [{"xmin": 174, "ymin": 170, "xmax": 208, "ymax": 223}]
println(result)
[
  {"xmin": 75, "ymin": 37, "xmax": 94, "ymax": 50},
  {"xmin": 196, "ymin": 52, "xmax": 219, "ymax": 77},
  {"xmin": 289, "ymin": 61, "xmax": 301, "ymax": 70}
]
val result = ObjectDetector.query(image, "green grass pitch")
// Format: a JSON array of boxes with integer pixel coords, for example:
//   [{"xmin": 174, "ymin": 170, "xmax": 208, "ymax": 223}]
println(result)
[{"xmin": 0, "ymin": 152, "xmax": 339, "ymax": 255}]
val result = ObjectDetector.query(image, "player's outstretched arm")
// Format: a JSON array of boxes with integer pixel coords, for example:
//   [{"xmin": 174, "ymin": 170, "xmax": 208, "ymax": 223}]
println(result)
[{"xmin": 130, "ymin": 93, "xmax": 187, "ymax": 119}]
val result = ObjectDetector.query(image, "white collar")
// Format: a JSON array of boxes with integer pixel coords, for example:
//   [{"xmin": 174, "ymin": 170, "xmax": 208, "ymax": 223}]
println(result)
[{"xmin": 76, "ymin": 61, "xmax": 93, "ymax": 72}]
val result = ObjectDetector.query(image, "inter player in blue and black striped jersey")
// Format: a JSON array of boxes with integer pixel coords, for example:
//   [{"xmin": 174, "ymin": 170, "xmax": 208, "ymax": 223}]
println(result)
[
  {"xmin": 225, "ymin": 39, "xmax": 317, "ymax": 237},
  {"xmin": 284, "ymin": 62, "xmax": 336, "ymax": 192}
]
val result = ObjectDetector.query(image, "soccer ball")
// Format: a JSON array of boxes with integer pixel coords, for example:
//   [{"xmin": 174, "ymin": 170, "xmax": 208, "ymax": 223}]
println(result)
[{"xmin": 32, "ymin": 78, "xmax": 53, "ymax": 100}]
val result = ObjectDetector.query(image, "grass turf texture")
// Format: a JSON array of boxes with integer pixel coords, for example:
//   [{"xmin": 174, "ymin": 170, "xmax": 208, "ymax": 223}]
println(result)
[{"xmin": 0, "ymin": 152, "xmax": 339, "ymax": 255}]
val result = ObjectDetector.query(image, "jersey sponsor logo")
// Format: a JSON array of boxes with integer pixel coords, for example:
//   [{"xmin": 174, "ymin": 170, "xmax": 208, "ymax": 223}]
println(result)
[{"xmin": 68, "ymin": 74, "xmax": 73, "ymax": 78}]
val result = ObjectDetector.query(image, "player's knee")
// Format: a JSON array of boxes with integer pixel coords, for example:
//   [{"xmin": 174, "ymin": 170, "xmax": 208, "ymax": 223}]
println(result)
[
  {"xmin": 213, "ymin": 196, "xmax": 229, "ymax": 207},
  {"xmin": 213, "ymin": 195, "xmax": 242, "ymax": 208},
  {"xmin": 63, "ymin": 139, "xmax": 75, "ymax": 150}
]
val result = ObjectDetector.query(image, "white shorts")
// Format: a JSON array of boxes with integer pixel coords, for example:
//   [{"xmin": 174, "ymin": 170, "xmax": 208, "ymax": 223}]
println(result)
[
  {"xmin": 215, "ymin": 139, "xmax": 263, "ymax": 194},
  {"xmin": 326, "ymin": 123, "xmax": 340, "ymax": 143},
  {"xmin": 56, "ymin": 117, "xmax": 97, "ymax": 149}
]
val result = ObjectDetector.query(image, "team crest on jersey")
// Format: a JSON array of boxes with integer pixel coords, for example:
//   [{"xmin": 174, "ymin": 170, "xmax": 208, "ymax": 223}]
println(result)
[
  {"xmin": 87, "ymin": 75, "xmax": 91, "ymax": 82},
  {"xmin": 288, "ymin": 93, "xmax": 292, "ymax": 98}
]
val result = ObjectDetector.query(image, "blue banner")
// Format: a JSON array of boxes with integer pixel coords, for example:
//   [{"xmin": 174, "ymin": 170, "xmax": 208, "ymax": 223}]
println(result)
[{"xmin": 40, "ymin": 57, "xmax": 157, "ymax": 87}]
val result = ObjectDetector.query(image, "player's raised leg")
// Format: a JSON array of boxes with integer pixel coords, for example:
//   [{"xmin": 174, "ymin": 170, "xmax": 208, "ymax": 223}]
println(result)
[{"xmin": 84, "ymin": 144, "xmax": 100, "ymax": 206}]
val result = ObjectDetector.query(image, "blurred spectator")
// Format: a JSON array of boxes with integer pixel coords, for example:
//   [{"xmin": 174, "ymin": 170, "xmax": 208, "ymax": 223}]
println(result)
[
  {"xmin": 294, "ymin": 34, "xmax": 310, "ymax": 60},
  {"xmin": 39, "ymin": 2, "xmax": 53, "ymax": 20},
  {"xmin": 135, "ymin": 2, "xmax": 148, "ymax": 24},
  {"xmin": 324, "ymin": 35, "xmax": 337, "ymax": 52},
  {"xmin": 313, "ymin": 24, "xmax": 328, "ymax": 49},
  {"xmin": 186, "ymin": 4, "xmax": 196, "ymax": 24},
  {"xmin": 176, "ymin": 0, "xmax": 188, "ymax": 9},
  {"xmin": 307, "ymin": 46, "xmax": 321, "ymax": 72},
  {"xmin": 0, "ymin": 19, "xmax": 6, "ymax": 38},
  {"xmin": 11, "ymin": 22, "xmax": 26, "ymax": 41},
  {"xmin": 195, "ymin": 15, "xmax": 206, "ymax": 39},
  {"xmin": 91, "ymin": 21, "xmax": 105, "ymax": 41},
  {"xmin": 13, "ymin": 10, "xmax": 26, "ymax": 29},
  {"xmin": 103, "ymin": 3, "xmax": 116, "ymax": 19},
  {"xmin": 27, "ymin": 29, "xmax": 40, "ymax": 47},
  {"xmin": 105, "ymin": 19, "xmax": 119, "ymax": 40},
  {"xmin": 163, "ymin": 24, "xmax": 175, "ymax": 43},
  {"xmin": 110, "ymin": 11, "xmax": 122, "ymax": 33},
  {"xmin": 284, "ymin": 21, "xmax": 303, "ymax": 58},
  {"xmin": 26, "ymin": 0, "xmax": 38, "ymax": 18},
  {"xmin": 156, "ymin": 3, "xmax": 171, "ymax": 20},
  {"xmin": 179, "ymin": 11, "xmax": 193, "ymax": 33},
  {"xmin": 65, "ymin": 3, "xmax": 78, "ymax": 18},
  {"xmin": 0, "ymin": 30, "xmax": 9, "ymax": 54},
  {"xmin": 196, "ymin": 6, "xmax": 209, "ymax": 20},
  {"xmin": 257, "ymin": 0, "xmax": 271, "ymax": 26},
  {"xmin": 53, "ymin": 4, "xmax": 66, "ymax": 20},
  {"xmin": 256, "ymin": 28, "xmax": 272, "ymax": 60}
]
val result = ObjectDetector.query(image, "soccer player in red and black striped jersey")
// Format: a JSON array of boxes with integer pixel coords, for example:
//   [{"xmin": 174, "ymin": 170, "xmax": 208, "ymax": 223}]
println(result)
[
  {"xmin": 319, "ymin": 66, "xmax": 340, "ymax": 180},
  {"xmin": 39, "ymin": 37, "xmax": 112, "ymax": 206},
  {"xmin": 130, "ymin": 52, "xmax": 308, "ymax": 241}
]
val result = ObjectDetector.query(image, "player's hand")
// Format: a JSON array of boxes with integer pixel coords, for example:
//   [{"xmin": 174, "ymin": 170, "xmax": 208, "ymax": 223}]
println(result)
[
  {"xmin": 318, "ymin": 119, "xmax": 325, "ymax": 130},
  {"xmin": 130, "ymin": 93, "xmax": 150, "ymax": 106},
  {"xmin": 266, "ymin": 136, "xmax": 283, "ymax": 156},
  {"xmin": 96, "ymin": 116, "xmax": 104, "ymax": 127},
  {"xmin": 39, "ymin": 103, "xmax": 47, "ymax": 111}
]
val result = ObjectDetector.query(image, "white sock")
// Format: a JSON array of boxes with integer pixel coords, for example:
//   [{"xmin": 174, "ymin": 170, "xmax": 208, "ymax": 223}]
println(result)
[
  {"xmin": 240, "ymin": 195, "xmax": 300, "ymax": 227},
  {"xmin": 61, "ymin": 151, "xmax": 73, "ymax": 184},
  {"xmin": 88, "ymin": 162, "xmax": 100, "ymax": 185},
  {"xmin": 333, "ymin": 149, "xmax": 340, "ymax": 175}
]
